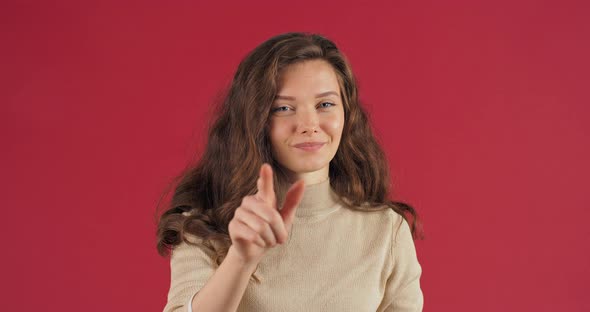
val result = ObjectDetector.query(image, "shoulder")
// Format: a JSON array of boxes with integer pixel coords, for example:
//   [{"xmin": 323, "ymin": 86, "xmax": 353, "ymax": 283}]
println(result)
[
  {"xmin": 349, "ymin": 206, "xmax": 411, "ymax": 244},
  {"xmin": 378, "ymin": 208, "xmax": 408, "ymax": 244},
  {"xmin": 343, "ymin": 202, "xmax": 404, "ymax": 224},
  {"xmin": 340, "ymin": 204, "xmax": 406, "ymax": 238},
  {"xmin": 172, "ymin": 230, "xmax": 218, "ymax": 258}
]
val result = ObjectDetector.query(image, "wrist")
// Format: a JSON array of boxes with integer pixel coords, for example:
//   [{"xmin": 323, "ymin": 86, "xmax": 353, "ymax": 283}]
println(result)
[{"xmin": 227, "ymin": 246, "xmax": 260, "ymax": 274}]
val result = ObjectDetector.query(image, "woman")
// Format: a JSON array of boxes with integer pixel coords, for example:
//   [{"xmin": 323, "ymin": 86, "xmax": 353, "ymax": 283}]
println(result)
[{"xmin": 157, "ymin": 32, "xmax": 424, "ymax": 312}]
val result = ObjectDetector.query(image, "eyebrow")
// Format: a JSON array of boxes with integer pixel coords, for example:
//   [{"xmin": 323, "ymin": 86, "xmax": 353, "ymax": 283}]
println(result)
[{"xmin": 275, "ymin": 91, "xmax": 340, "ymax": 101}]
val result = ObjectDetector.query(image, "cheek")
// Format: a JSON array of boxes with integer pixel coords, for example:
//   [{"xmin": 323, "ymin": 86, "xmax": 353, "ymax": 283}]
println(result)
[
  {"xmin": 269, "ymin": 120, "xmax": 290, "ymax": 145},
  {"xmin": 324, "ymin": 113, "xmax": 344, "ymax": 136}
]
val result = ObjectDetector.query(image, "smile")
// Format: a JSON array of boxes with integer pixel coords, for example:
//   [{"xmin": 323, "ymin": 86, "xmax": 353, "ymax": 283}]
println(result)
[{"xmin": 293, "ymin": 142, "xmax": 326, "ymax": 151}]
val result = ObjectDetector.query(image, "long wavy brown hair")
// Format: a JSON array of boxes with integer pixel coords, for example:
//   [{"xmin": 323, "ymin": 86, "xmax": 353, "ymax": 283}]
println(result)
[{"xmin": 155, "ymin": 32, "xmax": 424, "ymax": 268}]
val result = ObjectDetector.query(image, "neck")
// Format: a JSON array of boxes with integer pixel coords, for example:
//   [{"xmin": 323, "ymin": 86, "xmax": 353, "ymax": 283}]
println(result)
[
  {"xmin": 293, "ymin": 177, "xmax": 339, "ymax": 217},
  {"xmin": 285, "ymin": 166, "xmax": 329, "ymax": 186}
]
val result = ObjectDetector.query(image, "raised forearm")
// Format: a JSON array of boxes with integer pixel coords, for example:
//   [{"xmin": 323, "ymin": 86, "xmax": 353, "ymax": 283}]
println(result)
[{"xmin": 190, "ymin": 246, "xmax": 258, "ymax": 312}]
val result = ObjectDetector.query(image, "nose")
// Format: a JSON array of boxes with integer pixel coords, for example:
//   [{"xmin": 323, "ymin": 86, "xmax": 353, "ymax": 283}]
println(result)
[{"xmin": 295, "ymin": 109, "xmax": 319, "ymax": 135}]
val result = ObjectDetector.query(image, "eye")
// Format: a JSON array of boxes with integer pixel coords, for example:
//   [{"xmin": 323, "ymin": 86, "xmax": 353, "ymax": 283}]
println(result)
[
  {"xmin": 318, "ymin": 102, "xmax": 335, "ymax": 109},
  {"xmin": 271, "ymin": 106, "xmax": 291, "ymax": 113}
]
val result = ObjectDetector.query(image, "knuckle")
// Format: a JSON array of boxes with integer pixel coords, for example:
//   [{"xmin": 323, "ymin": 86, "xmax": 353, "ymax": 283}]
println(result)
[
  {"xmin": 252, "ymin": 219, "xmax": 264, "ymax": 233},
  {"xmin": 234, "ymin": 208, "xmax": 243, "ymax": 219},
  {"xmin": 238, "ymin": 230, "xmax": 250, "ymax": 242},
  {"xmin": 255, "ymin": 204, "xmax": 272, "ymax": 219},
  {"xmin": 270, "ymin": 210, "xmax": 282, "ymax": 224},
  {"xmin": 247, "ymin": 232, "xmax": 259, "ymax": 244},
  {"xmin": 244, "ymin": 195, "xmax": 256, "ymax": 205},
  {"xmin": 229, "ymin": 221, "xmax": 241, "ymax": 235}
]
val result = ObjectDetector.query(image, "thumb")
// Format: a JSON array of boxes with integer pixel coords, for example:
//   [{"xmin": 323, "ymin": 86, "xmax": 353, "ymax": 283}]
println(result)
[{"xmin": 279, "ymin": 180, "xmax": 306, "ymax": 231}]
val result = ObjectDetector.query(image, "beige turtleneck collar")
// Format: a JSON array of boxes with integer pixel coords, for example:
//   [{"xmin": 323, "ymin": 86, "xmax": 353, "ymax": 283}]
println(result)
[{"xmin": 294, "ymin": 177, "xmax": 340, "ymax": 217}]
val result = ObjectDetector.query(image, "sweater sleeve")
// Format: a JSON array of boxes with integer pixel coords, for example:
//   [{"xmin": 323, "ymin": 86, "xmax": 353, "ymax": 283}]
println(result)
[
  {"xmin": 377, "ymin": 214, "xmax": 424, "ymax": 312},
  {"xmin": 163, "ymin": 234, "xmax": 218, "ymax": 312}
]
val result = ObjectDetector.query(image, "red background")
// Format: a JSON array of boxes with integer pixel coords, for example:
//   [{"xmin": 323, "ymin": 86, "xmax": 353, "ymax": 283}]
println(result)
[{"xmin": 2, "ymin": 1, "xmax": 589, "ymax": 311}]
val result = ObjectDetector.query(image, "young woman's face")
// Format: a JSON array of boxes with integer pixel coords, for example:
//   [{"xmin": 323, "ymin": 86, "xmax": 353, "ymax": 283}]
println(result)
[{"xmin": 268, "ymin": 59, "xmax": 345, "ymax": 183}]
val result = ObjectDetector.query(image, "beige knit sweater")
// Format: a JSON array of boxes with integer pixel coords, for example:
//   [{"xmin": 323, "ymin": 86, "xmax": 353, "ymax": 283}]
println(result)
[{"xmin": 163, "ymin": 178, "xmax": 423, "ymax": 311}]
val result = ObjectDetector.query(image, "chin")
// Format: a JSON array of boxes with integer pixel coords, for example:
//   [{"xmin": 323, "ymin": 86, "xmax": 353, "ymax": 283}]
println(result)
[{"xmin": 284, "ymin": 159, "xmax": 328, "ymax": 173}]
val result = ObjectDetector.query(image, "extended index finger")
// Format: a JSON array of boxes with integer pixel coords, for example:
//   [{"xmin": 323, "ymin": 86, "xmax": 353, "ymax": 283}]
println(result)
[{"xmin": 256, "ymin": 163, "xmax": 275, "ymax": 203}]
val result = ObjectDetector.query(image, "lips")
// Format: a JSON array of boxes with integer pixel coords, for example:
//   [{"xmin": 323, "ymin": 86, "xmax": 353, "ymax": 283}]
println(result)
[{"xmin": 293, "ymin": 142, "xmax": 326, "ymax": 148}]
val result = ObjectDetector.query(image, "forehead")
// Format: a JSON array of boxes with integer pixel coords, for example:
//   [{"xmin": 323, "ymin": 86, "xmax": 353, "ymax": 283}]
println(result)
[{"xmin": 276, "ymin": 60, "xmax": 341, "ymax": 96}]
